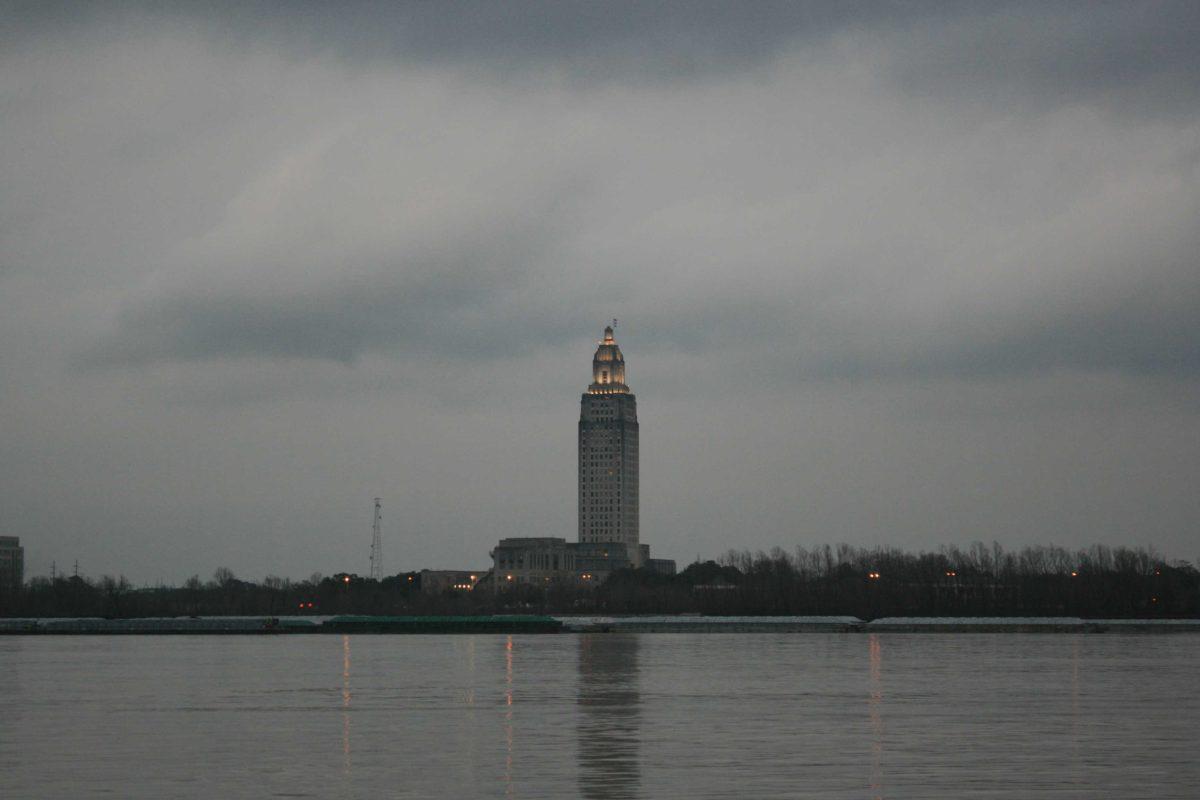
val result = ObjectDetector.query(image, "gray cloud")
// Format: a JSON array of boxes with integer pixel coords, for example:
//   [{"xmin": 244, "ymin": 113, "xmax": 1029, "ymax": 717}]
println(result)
[
  {"xmin": 11, "ymin": 2, "xmax": 1198, "ymax": 104},
  {"xmin": 2, "ymin": 2, "xmax": 906, "ymax": 78},
  {"xmin": 884, "ymin": 2, "xmax": 1200, "ymax": 119},
  {"xmin": 3, "ymin": 2, "xmax": 1200, "ymax": 582},
  {"xmin": 85, "ymin": 184, "xmax": 588, "ymax": 366}
]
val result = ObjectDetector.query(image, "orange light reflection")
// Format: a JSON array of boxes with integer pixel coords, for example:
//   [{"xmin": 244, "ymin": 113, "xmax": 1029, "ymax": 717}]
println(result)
[
  {"xmin": 868, "ymin": 633, "xmax": 884, "ymax": 800},
  {"xmin": 342, "ymin": 634, "xmax": 352, "ymax": 773}
]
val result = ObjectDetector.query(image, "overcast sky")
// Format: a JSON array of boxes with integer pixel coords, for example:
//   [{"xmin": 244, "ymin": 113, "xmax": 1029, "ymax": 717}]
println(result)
[{"xmin": 2, "ymin": 1, "xmax": 1198, "ymax": 584}]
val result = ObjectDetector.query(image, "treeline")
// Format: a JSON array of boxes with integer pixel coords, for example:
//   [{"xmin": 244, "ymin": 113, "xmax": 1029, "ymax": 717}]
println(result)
[
  {"xmin": 593, "ymin": 543, "xmax": 1199, "ymax": 618},
  {"xmin": 0, "ymin": 569, "xmax": 481, "ymax": 619},
  {"xmin": 1, "ymin": 543, "xmax": 1197, "ymax": 619}
]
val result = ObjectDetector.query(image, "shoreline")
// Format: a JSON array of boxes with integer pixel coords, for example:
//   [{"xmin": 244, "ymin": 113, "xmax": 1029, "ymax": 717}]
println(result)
[{"xmin": 3, "ymin": 615, "xmax": 1200, "ymax": 635}]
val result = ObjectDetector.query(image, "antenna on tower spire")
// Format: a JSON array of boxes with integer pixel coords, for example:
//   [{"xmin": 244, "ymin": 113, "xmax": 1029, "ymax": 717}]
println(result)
[{"xmin": 369, "ymin": 498, "xmax": 383, "ymax": 580}]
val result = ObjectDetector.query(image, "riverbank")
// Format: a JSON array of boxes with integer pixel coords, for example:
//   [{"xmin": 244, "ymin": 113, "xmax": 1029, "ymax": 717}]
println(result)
[{"xmin": 3, "ymin": 615, "xmax": 1200, "ymax": 634}]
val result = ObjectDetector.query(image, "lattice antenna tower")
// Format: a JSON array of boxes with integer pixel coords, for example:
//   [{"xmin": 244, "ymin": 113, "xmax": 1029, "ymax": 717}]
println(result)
[{"xmin": 369, "ymin": 498, "xmax": 383, "ymax": 580}]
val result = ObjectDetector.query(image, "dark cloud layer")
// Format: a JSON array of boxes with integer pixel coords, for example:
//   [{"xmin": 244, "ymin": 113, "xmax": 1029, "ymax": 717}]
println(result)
[
  {"xmin": 4, "ymin": 2, "xmax": 905, "ymax": 74},
  {"xmin": 10, "ymin": 2, "xmax": 1200, "ymax": 102},
  {"xmin": 887, "ymin": 2, "xmax": 1200, "ymax": 119},
  {"xmin": 2, "ymin": 2, "xmax": 1199, "ymax": 582}
]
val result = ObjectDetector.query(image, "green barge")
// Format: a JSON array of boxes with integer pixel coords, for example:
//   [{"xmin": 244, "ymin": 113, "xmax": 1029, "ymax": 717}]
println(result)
[
  {"xmin": 319, "ymin": 615, "xmax": 562, "ymax": 634},
  {"xmin": 0, "ymin": 615, "xmax": 563, "ymax": 635}
]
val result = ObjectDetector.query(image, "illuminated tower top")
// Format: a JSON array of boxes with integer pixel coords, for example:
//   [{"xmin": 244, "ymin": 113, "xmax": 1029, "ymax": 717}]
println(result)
[
  {"xmin": 579, "ymin": 322, "xmax": 639, "ymax": 558},
  {"xmin": 588, "ymin": 323, "xmax": 630, "ymax": 394}
]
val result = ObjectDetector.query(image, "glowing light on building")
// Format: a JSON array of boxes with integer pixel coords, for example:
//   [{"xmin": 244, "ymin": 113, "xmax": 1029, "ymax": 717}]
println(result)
[{"xmin": 579, "ymin": 323, "xmax": 640, "ymax": 561}]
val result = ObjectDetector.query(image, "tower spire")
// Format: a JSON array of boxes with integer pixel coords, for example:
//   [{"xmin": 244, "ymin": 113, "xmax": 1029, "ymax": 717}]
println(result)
[{"xmin": 590, "ymin": 323, "xmax": 628, "ymax": 393}]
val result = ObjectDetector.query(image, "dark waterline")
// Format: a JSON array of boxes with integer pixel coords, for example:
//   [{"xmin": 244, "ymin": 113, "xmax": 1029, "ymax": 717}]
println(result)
[{"xmin": 1, "ymin": 634, "xmax": 1197, "ymax": 798}]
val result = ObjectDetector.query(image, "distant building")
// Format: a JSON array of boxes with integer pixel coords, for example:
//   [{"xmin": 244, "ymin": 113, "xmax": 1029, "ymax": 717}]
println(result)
[
  {"xmin": 579, "ymin": 324, "xmax": 640, "ymax": 564},
  {"xmin": 490, "ymin": 537, "xmax": 676, "ymax": 588},
  {"xmin": 646, "ymin": 558, "xmax": 677, "ymax": 575},
  {"xmin": 417, "ymin": 569, "xmax": 484, "ymax": 595},
  {"xmin": 491, "ymin": 537, "xmax": 625, "ymax": 587},
  {"xmin": 0, "ymin": 537, "xmax": 24, "ymax": 590},
  {"xmin": 489, "ymin": 325, "xmax": 675, "ymax": 588}
]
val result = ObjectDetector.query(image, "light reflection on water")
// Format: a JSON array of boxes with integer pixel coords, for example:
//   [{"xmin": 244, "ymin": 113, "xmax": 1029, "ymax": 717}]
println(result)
[
  {"xmin": 1, "ymin": 633, "xmax": 1198, "ymax": 798},
  {"xmin": 867, "ymin": 633, "xmax": 884, "ymax": 800},
  {"xmin": 578, "ymin": 633, "xmax": 640, "ymax": 799},
  {"xmin": 504, "ymin": 634, "xmax": 514, "ymax": 798},
  {"xmin": 341, "ymin": 634, "xmax": 351, "ymax": 774}
]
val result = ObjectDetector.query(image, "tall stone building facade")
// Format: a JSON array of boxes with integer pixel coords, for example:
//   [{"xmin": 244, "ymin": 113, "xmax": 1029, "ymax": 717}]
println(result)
[
  {"xmin": 0, "ymin": 536, "xmax": 24, "ymax": 590},
  {"xmin": 488, "ymin": 324, "xmax": 673, "ymax": 588},
  {"xmin": 578, "ymin": 324, "xmax": 641, "ymax": 563}
]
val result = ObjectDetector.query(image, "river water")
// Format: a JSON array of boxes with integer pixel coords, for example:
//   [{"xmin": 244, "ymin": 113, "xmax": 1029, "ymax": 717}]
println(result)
[{"xmin": 1, "ymin": 633, "xmax": 1196, "ymax": 798}]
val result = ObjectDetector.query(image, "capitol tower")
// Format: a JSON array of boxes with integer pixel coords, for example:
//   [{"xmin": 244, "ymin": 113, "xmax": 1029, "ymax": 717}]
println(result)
[
  {"xmin": 578, "ymin": 323, "xmax": 641, "ymax": 564},
  {"xmin": 489, "ymin": 323, "xmax": 672, "ymax": 586}
]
